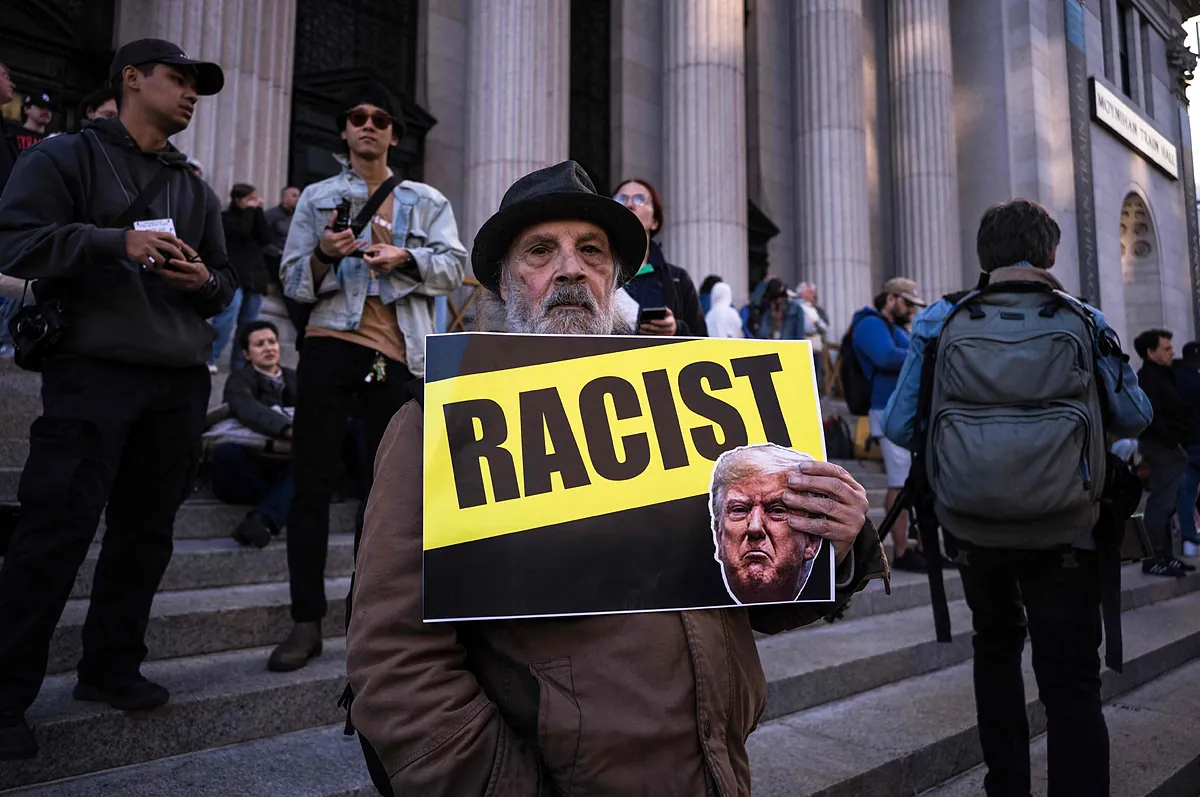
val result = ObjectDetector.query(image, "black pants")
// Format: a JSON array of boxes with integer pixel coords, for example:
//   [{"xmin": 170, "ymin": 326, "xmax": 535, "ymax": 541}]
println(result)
[
  {"xmin": 0, "ymin": 357, "xmax": 209, "ymax": 713},
  {"xmin": 960, "ymin": 548, "xmax": 1108, "ymax": 797},
  {"xmin": 288, "ymin": 338, "xmax": 412, "ymax": 622}
]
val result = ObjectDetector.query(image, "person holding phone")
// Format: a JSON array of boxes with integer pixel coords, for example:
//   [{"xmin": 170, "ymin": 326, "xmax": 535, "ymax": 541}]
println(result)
[{"xmin": 612, "ymin": 178, "xmax": 707, "ymax": 337}]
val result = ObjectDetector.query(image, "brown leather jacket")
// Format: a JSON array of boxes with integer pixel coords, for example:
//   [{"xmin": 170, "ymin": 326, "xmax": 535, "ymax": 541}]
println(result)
[{"xmin": 347, "ymin": 402, "xmax": 889, "ymax": 797}]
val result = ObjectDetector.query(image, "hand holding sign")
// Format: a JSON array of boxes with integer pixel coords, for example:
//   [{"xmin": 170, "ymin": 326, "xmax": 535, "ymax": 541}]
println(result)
[{"xmin": 783, "ymin": 461, "xmax": 869, "ymax": 566}]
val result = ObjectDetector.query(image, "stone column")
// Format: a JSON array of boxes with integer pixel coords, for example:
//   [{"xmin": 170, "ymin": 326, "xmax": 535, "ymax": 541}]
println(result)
[
  {"xmin": 661, "ymin": 0, "xmax": 748, "ymax": 302},
  {"xmin": 462, "ymin": 0, "xmax": 570, "ymax": 250},
  {"xmin": 889, "ymin": 0, "xmax": 960, "ymax": 302},
  {"xmin": 794, "ymin": 1, "xmax": 872, "ymax": 335},
  {"xmin": 115, "ymin": 0, "xmax": 297, "ymax": 202}
]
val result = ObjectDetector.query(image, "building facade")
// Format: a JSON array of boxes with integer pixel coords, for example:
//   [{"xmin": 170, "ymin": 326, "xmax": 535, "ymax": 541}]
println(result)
[{"xmin": 4, "ymin": 0, "xmax": 1199, "ymax": 343}]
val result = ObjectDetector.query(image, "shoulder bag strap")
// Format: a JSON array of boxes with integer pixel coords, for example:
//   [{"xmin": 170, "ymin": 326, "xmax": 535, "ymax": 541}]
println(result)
[{"xmin": 351, "ymin": 173, "xmax": 402, "ymax": 233}]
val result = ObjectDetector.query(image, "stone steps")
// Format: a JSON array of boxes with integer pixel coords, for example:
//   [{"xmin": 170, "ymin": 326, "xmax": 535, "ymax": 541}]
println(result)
[
  {"xmin": 747, "ymin": 588, "xmax": 1200, "ymax": 797},
  {"xmin": 922, "ymin": 657, "xmax": 1200, "ymax": 797},
  {"xmin": 0, "ymin": 641, "xmax": 354, "ymax": 792},
  {"xmin": 0, "ymin": 724, "xmax": 374, "ymax": 797},
  {"xmin": 9, "ymin": 562, "xmax": 1194, "ymax": 794},
  {"xmin": 64, "ymin": 533, "xmax": 355, "ymax": 600},
  {"xmin": 47, "ymin": 577, "xmax": 351, "ymax": 675}
]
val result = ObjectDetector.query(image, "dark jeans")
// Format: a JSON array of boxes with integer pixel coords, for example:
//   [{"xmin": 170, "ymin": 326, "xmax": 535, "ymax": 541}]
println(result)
[
  {"xmin": 210, "ymin": 443, "xmax": 294, "ymax": 531},
  {"xmin": 1140, "ymin": 438, "xmax": 1186, "ymax": 560},
  {"xmin": 960, "ymin": 548, "xmax": 1108, "ymax": 797},
  {"xmin": 0, "ymin": 357, "xmax": 209, "ymax": 713},
  {"xmin": 287, "ymin": 337, "xmax": 412, "ymax": 622}
]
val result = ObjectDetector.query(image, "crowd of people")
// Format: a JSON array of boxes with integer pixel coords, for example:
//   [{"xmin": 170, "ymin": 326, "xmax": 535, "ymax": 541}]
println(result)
[{"xmin": 0, "ymin": 34, "xmax": 1189, "ymax": 797}]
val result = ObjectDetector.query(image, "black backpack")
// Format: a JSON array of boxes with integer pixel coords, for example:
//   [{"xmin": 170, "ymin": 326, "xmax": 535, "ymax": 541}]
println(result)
[
  {"xmin": 838, "ymin": 311, "xmax": 889, "ymax": 416},
  {"xmin": 823, "ymin": 414, "xmax": 854, "ymax": 460}
]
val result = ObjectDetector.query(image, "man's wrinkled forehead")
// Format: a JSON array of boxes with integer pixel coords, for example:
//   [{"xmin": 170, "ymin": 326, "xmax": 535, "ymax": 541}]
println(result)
[{"xmin": 508, "ymin": 220, "xmax": 610, "ymax": 254}]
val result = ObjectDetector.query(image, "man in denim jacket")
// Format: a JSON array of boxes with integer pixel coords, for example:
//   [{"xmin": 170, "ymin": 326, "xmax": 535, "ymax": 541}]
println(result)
[
  {"xmin": 272, "ymin": 83, "xmax": 466, "ymax": 671},
  {"xmin": 881, "ymin": 199, "xmax": 1151, "ymax": 797}
]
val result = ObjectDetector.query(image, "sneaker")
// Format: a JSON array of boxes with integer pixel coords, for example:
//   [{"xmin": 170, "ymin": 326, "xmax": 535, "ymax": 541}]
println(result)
[
  {"xmin": 1142, "ymin": 559, "xmax": 1186, "ymax": 578},
  {"xmin": 1168, "ymin": 557, "xmax": 1196, "ymax": 573},
  {"xmin": 231, "ymin": 512, "xmax": 271, "ymax": 549},
  {"xmin": 207, "ymin": 363, "xmax": 219, "ymax": 374},
  {"xmin": 0, "ymin": 712, "xmax": 37, "ymax": 760},
  {"xmin": 892, "ymin": 549, "xmax": 928, "ymax": 572},
  {"xmin": 73, "ymin": 675, "xmax": 169, "ymax": 711},
  {"xmin": 1183, "ymin": 541, "xmax": 1199, "ymax": 558}
]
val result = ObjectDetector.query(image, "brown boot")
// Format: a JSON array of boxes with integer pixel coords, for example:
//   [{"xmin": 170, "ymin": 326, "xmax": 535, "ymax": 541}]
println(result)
[{"xmin": 267, "ymin": 621, "xmax": 323, "ymax": 672}]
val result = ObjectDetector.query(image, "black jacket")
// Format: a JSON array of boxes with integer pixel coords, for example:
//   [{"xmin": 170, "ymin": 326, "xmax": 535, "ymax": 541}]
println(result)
[
  {"xmin": 1137, "ymin": 360, "xmax": 1194, "ymax": 447},
  {"xmin": 224, "ymin": 363, "xmax": 297, "ymax": 438},
  {"xmin": 637, "ymin": 241, "xmax": 707, "ymax": 336},
  {"xmin": 0, "ymin": 118, "xmax": 235, "ymax": 368},
  {"xmin": 222, "ymin": 206, "xmax": 271, "ymax": 294},
  {"xmin": 0, "ymin": 116, "xmax": 18, "ymax": 196}
]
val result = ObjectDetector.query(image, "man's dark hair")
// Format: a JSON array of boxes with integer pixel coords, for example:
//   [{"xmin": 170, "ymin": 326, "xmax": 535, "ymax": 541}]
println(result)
[
  {"xmin": 699, "ymin": 275, "xmax": 723, "ymax": 294},
  {"xmin": 873, "ymin": 291, "xmax": 888, "ymax": 312},
  {"xmin": 81, "ymin": 87, "xmax": 114, "ymax": 116},
  {"xmin": 1134, "ymin": 328, "xmax": 1172, "ymax": 360},
  {"xmin": 281, "ymin": 185, "xmax": 299, "ymax": 196},
  {"xmin": 238, "ymin": 320, "xmax": 279, "ymax": 354},
  {"xmin": 976, "ymin": 198, "xmax": 1061, "ymax": 272},
  {"xmin": 110, "ymin": 62, "xmax": 156, "ymax": 110}
]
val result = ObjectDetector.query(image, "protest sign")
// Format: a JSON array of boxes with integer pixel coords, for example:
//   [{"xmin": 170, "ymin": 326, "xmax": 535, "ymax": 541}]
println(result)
[{"xmin": 423, "ymin": 332, "xmax": 832, "ymax": 621}]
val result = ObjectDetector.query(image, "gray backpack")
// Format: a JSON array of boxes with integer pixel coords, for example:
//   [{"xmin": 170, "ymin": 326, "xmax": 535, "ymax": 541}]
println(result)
[{"xmin": 926, "ymin": 282, "xmax": 1106, "ymax": 548}]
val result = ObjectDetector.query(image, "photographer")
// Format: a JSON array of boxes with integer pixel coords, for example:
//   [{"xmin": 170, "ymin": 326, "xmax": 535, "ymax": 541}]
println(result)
[
  {"xmin": 273, "ymin": 82, "xmax": 466, "ymax": 672},
  {"xmin": 0, "ymin": 39, "xmax": 234, "ymax": 760}
]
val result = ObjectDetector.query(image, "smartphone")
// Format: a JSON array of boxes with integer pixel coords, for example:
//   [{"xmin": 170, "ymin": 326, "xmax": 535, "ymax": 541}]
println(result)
[{"xmin": 638, "ymin": 306, "xmax": 668, "ymax": 324}]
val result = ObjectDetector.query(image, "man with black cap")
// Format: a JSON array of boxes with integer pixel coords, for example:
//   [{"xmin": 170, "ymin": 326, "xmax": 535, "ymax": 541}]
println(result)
[
  {"xmin": 0, "ymin": 38, "xmax": 234, "ymax": 760},
  {"xmin": 16, "ymin": 92, "xmax": 53, "ymax": 152},
  {"xmin": 272, "ymin": 82, "xmax": 466, "ymax": 671},
  {"xmin": 342, "ymin": 160, "xmax": 886, "ymax": 795}
]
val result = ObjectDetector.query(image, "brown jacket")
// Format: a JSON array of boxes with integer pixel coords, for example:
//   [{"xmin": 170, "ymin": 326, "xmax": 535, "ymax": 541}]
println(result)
[{"xmin": 347, "ymin": 402, "xmax": 889, "ymax": 797}]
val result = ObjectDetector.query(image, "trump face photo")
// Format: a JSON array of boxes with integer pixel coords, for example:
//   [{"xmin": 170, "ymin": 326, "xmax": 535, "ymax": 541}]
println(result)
[{"xmin": 709, "ymin": 444, "xmax": 824, "ymax": 605}]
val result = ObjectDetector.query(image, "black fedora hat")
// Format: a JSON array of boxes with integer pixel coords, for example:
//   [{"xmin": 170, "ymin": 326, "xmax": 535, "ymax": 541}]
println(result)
[{"xmin": 471, "ymin": 161, "xmax": 648, "ymax": 294}]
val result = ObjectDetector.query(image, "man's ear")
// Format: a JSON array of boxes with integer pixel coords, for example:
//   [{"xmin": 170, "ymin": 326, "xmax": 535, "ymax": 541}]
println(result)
[
  {"xmin": 806, "ymin": 533, "xmax": 823, "ymax": 560},
  {"xmin": 390, "ymin": 133, "xmax": 399, "ymax": 148},
  {"xmin": 498, "ymin": 274, "xmax": 509, "ymax": 302},
  {"xmin": 340, "ymin": 130, "xmax": 348, "ymax": 144}
]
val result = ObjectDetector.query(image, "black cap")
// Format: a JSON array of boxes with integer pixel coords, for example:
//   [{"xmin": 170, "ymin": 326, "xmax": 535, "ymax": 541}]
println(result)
[
  {"xmin": 23, "ymin": 93, "xmax": 52, "ymax": 109},
  {"xmin": 470, "ymin": 161, "xmax": 647, "ymax": 294},
  {"xmin": 109, "ymin": 38, "xmax": 224, "ymax": 96},
  {"xmin": 1183, "ymin": 341, "xmax": 1200, "ymax": 360}
]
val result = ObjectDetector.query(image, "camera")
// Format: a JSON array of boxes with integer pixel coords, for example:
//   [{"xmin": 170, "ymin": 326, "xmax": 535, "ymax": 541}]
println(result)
[
  {"xmin": 330, "ymin": 197, "xmax": 353, "ymax": 234},
  {"xmin": 9, "ymin": 300, "xmax": 67, "ymax": 372}
]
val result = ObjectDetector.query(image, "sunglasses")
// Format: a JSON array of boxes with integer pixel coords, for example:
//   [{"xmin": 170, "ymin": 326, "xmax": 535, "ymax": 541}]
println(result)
[
  {"xmin": 613, "ymin": 192, "xmax": 651, "ymax": 207},
  {"xmin": 346, "ymin": 109, "xmax": 394, "ymax": 130}
]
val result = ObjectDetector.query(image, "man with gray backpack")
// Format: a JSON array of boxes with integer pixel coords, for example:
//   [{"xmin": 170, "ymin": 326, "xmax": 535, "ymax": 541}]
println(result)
[{"xmin": 882, "ymin": 199, "xmax": 1151, "ymax": 796}]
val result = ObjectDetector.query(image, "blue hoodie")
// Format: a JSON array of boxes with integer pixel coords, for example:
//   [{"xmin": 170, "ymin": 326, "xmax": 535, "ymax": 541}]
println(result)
[{"xmin": 851, "ymin": 307, "xmax": 910, "ymax": 410}]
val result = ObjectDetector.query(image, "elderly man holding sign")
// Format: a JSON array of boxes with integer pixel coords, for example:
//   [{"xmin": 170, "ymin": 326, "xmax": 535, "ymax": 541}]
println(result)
[{"xmin": 346, "ymin": 161, "xmax": 888, "ymax": 796}]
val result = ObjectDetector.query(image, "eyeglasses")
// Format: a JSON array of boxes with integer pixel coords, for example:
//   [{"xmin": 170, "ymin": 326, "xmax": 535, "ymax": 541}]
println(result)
[
  {"xmin": 614, "ymin": 192, "xmax": 651, "ymax": 207},
  {"xmin": 346, "ymin": 109, "xmax": 393, "ymax": 130}
]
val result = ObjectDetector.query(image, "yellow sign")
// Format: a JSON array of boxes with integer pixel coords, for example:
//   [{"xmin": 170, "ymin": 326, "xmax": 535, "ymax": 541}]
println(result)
[{"xmin": 423, "ymin": 334, "xmax": 825, "ymax": 551}]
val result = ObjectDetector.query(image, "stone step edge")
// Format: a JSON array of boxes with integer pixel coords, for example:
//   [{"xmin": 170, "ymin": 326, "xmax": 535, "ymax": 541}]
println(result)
[
  {"xmin": 758, "ymin": 567, "xmax": 1200, "ymax": 722},
  {"xmin": 0, "ymin": 640, "xmax": 354, "ymax": 793},
  {"xmin": 755, "ymin": 591, "xmax": 1200, "ymax": 797},
  {"xmin": 0, "ymin": 724, "xmax": 376, "ymax": 797},
  {"xmin": 918, "ymin": 658, "xmax": 1200, "ymax": 797}
]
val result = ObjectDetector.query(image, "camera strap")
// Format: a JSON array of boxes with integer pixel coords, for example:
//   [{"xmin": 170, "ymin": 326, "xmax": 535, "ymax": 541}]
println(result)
[{"xmin": 353, "ymin": 174, "xmax": 402, "ymax": 234}]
